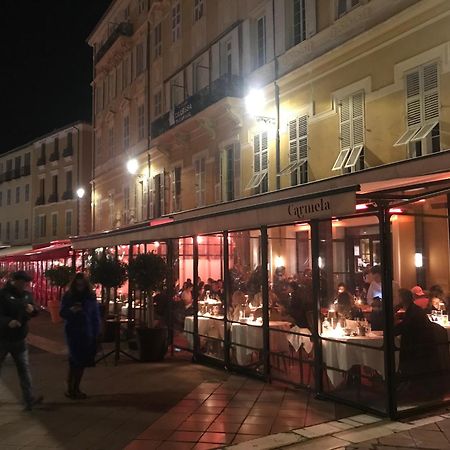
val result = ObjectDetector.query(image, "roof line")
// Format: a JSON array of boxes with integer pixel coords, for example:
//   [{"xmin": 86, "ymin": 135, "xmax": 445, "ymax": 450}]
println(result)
[{"xmin": 86, "ymin": 0, "xmax": 119, "ymax": 44}]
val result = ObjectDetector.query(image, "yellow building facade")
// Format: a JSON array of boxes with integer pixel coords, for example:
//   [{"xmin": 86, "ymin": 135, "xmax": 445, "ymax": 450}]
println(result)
[{"xmin": 88, "ymin": 0, "xmax": 450, "ymax": 231}]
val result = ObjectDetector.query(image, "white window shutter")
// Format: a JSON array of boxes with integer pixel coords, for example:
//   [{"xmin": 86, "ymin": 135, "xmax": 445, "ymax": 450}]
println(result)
[
  {"xmin": 305, "ymin": 0, "xmax": 317, "ymax": 38},
  {"xmin": 253, "ymin": 134, "xmax": 261, "ymax": 173},
  {"xmin": 288, "ymin": 119, "xmax": 298, "ymax": 163},
  {"xmin": 352, "ymin": 92, "xmax": 364, "ymax": 146},
  {"xmin": 298, "ymin": 115, "xmax": 308, "ymax": 160},
  {"xmin": 406, "ymin": 70, "xmax": 421, "ymax": 127},
  {"xmin": 339, "ymin": 97, "xmax": 351, "ymax": 150},
  {"xmin": 423, "ymin": 62, "xmax": 439, "ymax": 122},
  {"xmin": 233, "ymin": 143, "xmax": 241, "ymax": 199},
  {"xmin": 261, "ymin": 132, "xmax": 268, "ymax": 171}
]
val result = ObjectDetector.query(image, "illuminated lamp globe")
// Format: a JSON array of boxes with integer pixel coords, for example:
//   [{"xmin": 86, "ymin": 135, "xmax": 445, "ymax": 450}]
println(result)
[
  {"xmin": 76, "ymin": 187, "xmax": 85, "ymax": 199},
  {"xmin": 127, "ymin": 158, "xmax": 139, "ymax": 175}
]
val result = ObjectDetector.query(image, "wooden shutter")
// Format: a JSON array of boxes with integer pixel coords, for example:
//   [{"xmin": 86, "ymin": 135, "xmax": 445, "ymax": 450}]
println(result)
[
  {"xmin": 351, "ymin": 92, "xmax": 364, "ymax": 146},
  {"xmin": 423, "ymin": 62, "xmax": 439, "ymax": 122},
  {"xmin": 305, "ymin": 0, "xmax": 316, "ymax": 38},
  {"xmin": 339, "ymin": 97, "xmax": 351, "ymax": 150},
  {"xmin": 406, "ymin": 70, "xmax": 421, "ymax": 127},
  {"xmin": 288, "ymin": 119, "xmax": 298, "ymax": 164},
  {"xmin": 253, "ymin": 134, "xmax": 261, "ymax": 172},
  {"xmin": 261, "ymin": 132, "xmax": 268, "ymax": 171},
  {"xmin": 298, "ymin": 115, "xmax": 308, "ymax": 160}
]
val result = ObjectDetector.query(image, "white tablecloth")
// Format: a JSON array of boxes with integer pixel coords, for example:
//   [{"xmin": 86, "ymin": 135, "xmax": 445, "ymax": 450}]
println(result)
[
  {"xmin": 287, "ymin": 326, "xmax": 313, "ymax": 354},
  {"xmin": 231, "ymin": 321, "xmax": 291, "ymax": 366},
  {"xmin": 184, "ymin": 316, "xmax": 224, "ymax": 350}
]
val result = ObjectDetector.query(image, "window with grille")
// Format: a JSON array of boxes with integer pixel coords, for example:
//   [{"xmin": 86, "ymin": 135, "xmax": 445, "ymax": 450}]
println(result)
[
  {"xmin": 154, "ymin": 90, "xmax": 162, "ymax": 117},
  {"xmin": 123, "ymin": 115, "xmax": 130, "ymax": 149},
  {"xmin": 138, "ymin": 105, "xmax": 145, "ymax": 140},
  {"xmin": 172, "ymin": 1, "xmax": 181, "ymax": 42},
  {"xmin": 332, "ymin": 92, "xmax": 365, "ymax": 172},
  {"xmin": 293, "ymin": 0, "xmax": 306, "ymax": 45},
  {"xmin": 394, "ymin": 62, "xmax": 440, "ymax": 157},
  {"xmin": 246, "ymin": 132, "xmax": 268, "ymax": 194},
  {"xmin": 337, "ymin": 0, "xmax": 360, "ymax": 18},
  {"xmin": 194, "ymin": 0, "xmax": 204, "ymax": 22},
  {"xmin": 171, "ymin": 166, "xmax": 182, "ymax": 212},
  {"xmin": 154, "ymin": 23, "xmax": 162, "ymax": 60},
  {"xmin": 280, "ymin": 115, "xmax": 308, "ymax": 186},
  {"xmin": 256, "ymin": 16, "xmax": 266, "ymax": 68},
  {"xmin": 194, "ymin": 157, "xmax": 206, "ymax": 207}
]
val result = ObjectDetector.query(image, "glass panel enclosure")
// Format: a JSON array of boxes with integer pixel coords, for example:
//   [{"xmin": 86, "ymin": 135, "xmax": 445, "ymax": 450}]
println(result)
[
  {"xmin": 228, "ymin": 230, "xmax": 265, "ymax": 375},
  {"xmin": 318, "ymin": 215, "xmax": 387, "ymax": 414},
  {"xmin": 390, "ymin": 195, "xmax": 450, "ymax": 413},
  {"xmin": 268, "ymin": 224, "xmax": 315, "ymax": 387},
  {"xmin": 196, "ymin": 234, "xmax": 225, "ymax": 361}
]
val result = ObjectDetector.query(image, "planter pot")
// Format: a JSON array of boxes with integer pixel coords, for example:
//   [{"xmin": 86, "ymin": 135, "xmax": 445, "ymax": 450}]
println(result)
[
  {"xmin": 47, "ymin": 300, "xmax": 62, "ymax": 324},
  {"xmin": 136, "ymin": 327, "xmax": 168, "ymax": 362}
]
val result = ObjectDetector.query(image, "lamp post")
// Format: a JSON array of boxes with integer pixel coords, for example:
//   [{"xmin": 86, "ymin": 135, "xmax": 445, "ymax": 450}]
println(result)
[{"xmin": 76, "ymin": 187, "xmax": 85, "ymax": 236}]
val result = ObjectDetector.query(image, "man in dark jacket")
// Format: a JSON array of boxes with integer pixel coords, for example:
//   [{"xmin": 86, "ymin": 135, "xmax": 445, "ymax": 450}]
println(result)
[{"xmin": 0, "ymin": 271, "xmax": 43, "ymax": 410}]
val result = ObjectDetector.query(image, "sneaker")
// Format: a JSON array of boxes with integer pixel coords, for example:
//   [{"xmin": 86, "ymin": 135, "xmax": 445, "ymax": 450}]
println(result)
[{"xmin": 24, "ymin": 395, "xmax": 43, "ymax": 411}]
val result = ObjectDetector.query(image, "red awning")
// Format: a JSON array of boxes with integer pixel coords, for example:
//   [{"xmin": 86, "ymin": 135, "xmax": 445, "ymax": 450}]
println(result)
[{"xmin": 0, "ymin": 241, "xmax": 72, "ymax": 263}]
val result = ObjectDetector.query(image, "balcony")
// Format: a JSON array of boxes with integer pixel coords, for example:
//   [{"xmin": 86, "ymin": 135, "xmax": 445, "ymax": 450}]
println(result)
[
  {"xmin": 62, "ymin": 190, "xmax": 73, "ymax": 200},
  {"xmin": 62, "ymin": 146, "xmax": 73, "ymax": 158},
  {"xmin": 49, "ymin": 151, "xmax": 59, "ymax": 162},
  {"xmin": 21, "ymin": 165, "xmax": 31, "ymax": 176},
  {"xmin": 95, "ymin": 22, "xmax": 133, "ymax": 63},
  {"xmin": 48, "ymin": 193, "xmax": 58, "ymax": 203},
  {"xmin": 4, "ymin": 170, "xmax": 13, "ymax": 181},
  {"xmin": 0, "ymin": 173, "xmax": 3, "ymax": 184},
  {"xmin": 13, "ymin": 168, "xmax": 21, "ymax": 179},
  {"xmin": 35, "ymin": 196, "xmax": 45, "ymax": 206},
  {"xmin": 37, "ymin": 156, "xmax": 46, "ymax": 166},
  {"xmin": 151, "ymin": 75, "xmax": 244, "ymax": 139}
]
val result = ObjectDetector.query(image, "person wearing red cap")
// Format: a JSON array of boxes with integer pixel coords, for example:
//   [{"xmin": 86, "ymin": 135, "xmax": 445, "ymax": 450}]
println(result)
[{"xmin": 411, "ymin": 285, "xmax": 429, "ymax": 309}]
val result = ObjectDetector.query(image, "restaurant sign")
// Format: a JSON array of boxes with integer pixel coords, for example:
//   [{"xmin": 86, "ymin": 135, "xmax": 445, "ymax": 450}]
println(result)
[{"xmin": 287, "ymin": 197, "xmax": 331, "ymax": 220}]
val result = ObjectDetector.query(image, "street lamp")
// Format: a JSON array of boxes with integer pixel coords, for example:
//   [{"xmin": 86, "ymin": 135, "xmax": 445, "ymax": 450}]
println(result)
[
  {"xmin": 126, "ymin": 158, "xmax": 139, "ymax": 175},
  {"xmin": 76, "ymin": 187, "xmax": 85, "ymax": 236},
  {"xmin": 245, "ymin": 88, "xmax": 265, "ymax": 117}
]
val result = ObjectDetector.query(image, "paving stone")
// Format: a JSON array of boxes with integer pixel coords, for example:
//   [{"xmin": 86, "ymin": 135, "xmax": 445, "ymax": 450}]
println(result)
[
  {"xmin": 224, "ymin": 432, "xmax": 304, "ymax": 449},
  {"xmin": 408, "ymin": 415, "xmax": 444, "ymax": 427},
  {"xmin": 334, "ymin": 424, "xmax": 394, "ymax": 443},
  {"xmin": 284, "ymin": 435, "xmax": 350, "ymax": 449},
  {"xmin": 348, "ymin": 415, "xmax": 383, "ymax": 425},
  {"xmin": 293, "ymin": 422, "xmax": 343, "ymax": 438},
  {"xmin": 378, "ymin": 431, "xmax": 417, "ymax": 447},
  {"xmin": 409, "ymin": 428, "xmax": 450, "ymax": 449}
]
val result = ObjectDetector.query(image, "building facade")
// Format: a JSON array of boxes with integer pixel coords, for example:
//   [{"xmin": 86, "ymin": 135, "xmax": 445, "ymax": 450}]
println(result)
[
  {"xmin": 0, "ymin": 144, "xmax": 33, "ymax": 247},
  {"xmin": 32, "ymin": 122, "xmax": 93, "ymax": 244}
]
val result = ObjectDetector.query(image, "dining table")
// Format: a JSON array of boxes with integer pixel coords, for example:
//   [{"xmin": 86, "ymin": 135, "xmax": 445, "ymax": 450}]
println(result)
[{"xmin": 184, "ymin": 315, "xmax": 224, "ymax": 350}]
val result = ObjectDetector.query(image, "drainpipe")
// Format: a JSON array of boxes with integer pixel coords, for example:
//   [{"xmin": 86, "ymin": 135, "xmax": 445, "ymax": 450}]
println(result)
[
  {"xmin": 272, "ymin": 0, "xmax": 281, "ymax": 191},
  {"xmin": 91, "ymin": 47, "xmax": 97, "ymax": 233},
  {"xmin": 72, "ymin": 124, "xmax": 81, "ymax": 235},
  {"xmin": 147, "ymin": 17, "xmax": 152, "ymax": 219}
]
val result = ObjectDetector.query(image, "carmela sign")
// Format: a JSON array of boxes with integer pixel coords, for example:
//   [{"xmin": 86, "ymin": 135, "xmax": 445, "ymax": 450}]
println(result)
[{"xmin": 288, "ymin": 197, "xmax": 330, "ymax": 220}]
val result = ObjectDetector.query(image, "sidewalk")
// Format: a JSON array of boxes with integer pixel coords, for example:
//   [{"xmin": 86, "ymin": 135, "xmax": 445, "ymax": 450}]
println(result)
[{"xmin": 1, "ymin": 312, "xmax": 448, "ymax": 450}]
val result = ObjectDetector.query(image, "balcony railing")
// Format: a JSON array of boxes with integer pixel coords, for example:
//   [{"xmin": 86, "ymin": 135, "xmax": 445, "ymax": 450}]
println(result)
[
  {"xmin": 35, "ymin": 196, "xmax": 45, "ymax": 206},
  {"xmin": 62, "ymin": 146, "xmax": 73, "ymax": 158},
  {"xmin": 62, "ymin": 190, "xmax": 73, "ymax": 200},
  {"xmin": 4, "ymin": 170, "xmax": 13, "ymax": 181},
  {"xmin": 49, "ymin": 151, "xmax": 59, "ymax": 162},
  {"xmin": 151, "ymin": 75, "xmax": 244, "ymax": 139},
  {"xmin": 0, "ymin": 173, "xmax": 4, "ymax": 184},
  {"xmin": 13, "ymin": 168, "xmax": 21, "ymax": 179},
  {"xmin": 95, "ymin": 22, "xmax": 133, "ymax": 63},
  {"xmin": 48, "ymin": 193, "xmax": 58, "ymax": 203},
  {"xmin": 37, "ymin": 156, "xmax": 46, "ymax": 166}
]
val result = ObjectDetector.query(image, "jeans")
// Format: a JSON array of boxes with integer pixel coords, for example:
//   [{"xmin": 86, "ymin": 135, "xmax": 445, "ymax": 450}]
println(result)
[{"xmin": 0, "ymin": 340, "xmax": 33, "ymax": 405}]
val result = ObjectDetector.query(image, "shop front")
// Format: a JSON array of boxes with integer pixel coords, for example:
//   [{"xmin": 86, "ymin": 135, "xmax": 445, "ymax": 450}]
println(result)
[{"xmin": 73, "ymin": 161, "xmax": 450, "ymax": 419}]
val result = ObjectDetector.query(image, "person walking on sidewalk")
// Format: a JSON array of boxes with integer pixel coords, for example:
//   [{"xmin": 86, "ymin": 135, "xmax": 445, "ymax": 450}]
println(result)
[
  {"xmin": 0, "ymin": 271, "xmax": 43, "ymax": 410},
  {"xmin": 60, "ymin": 273, "xmax": 100, "ymax": 399}
]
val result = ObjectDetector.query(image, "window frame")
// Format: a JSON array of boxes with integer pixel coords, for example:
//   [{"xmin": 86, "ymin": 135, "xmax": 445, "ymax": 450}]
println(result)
[
  {"xmin": 194, "ymin": 0, "xmax": 204, "ymax": 22},
  {"xmin": 171, "ymin": 1, "xmax": 181, "ymax": 43}
]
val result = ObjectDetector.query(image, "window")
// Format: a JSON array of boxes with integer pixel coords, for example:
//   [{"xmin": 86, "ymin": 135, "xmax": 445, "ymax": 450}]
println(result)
[
  {"xmin": 194, "ymin": 157, "xmax": 206, "ymax": 207},
  {"xmin": 138, "ymin": 104, "xmax": 145, "ymax": 140},
  {"xmin": 124, "ymin": 5, "xmax": 130, "ymax": 21},
  {"xmin": 281, "ymin": 115, "xmax": 308, "ymax": 186},
  {"xmin": 332, "ymin": 92, "xmax": 365, "ymax": 172},
  {"xmin": 7, "ymin": 189, "xmax": 11, "ymax": 206},
  {"xmin": 172, "ymin": 1, "xmax": 181, "ymax": 42},
  {"xmin": 54, "ymin": 137, "xmax": 59, "ymax": 154},
  {"xmin": 138, "ymin": 0, "xmax": 147, "ymax": 13},
  {"xmin": 14, "ymin": 220, "xmax": 19, "ymax": 240},
  {"xmin": 6, "ymin": 222, "xmax": 10, "ymax": 242},
  {"xmin": 15, "ymin": 186, "xmax": 20, "ymax": 203},
  {"xmin": 39, "ymin": 178, "xmax": 45, "ymax": 200},
  {"xmin": 153, "ymin": 23, "xmax": 162, "ymax": 60},
  {"xmin": 246, "ymin": 132, "xmax": 268, "ymax": 193},
  {"xmin": 220, "ymin": 143, "xmax": 240, "ymax": 202},
  {"xmin": 65, "ymin": 210, "xmax": 72, "ymax": 236},
  {"xmin": 123, "ymin": 186, "xmax": 130, "ymax": 222},
  {"xmin": 171, "ymin": 75, "xmax": 185, "ymax": 108},
  {"xmin": 293, "ymin": 0, "xmax": 306, "ymax": 45},
  {"xmin": 14, "ymin": 156, "xmax": 21, "ymax": 177},
  {"xmin": 123, "ymin": 54, "xmax": 131, "ymax": 88},
  {"xmin": 39, "ymin": 215, "xmax": 46, "ymax": 238},
  {"xmin": 194, "ymin": 0, "xmax": 204, "ymax": 22},
  {"xmin": 24, "ymin": 219, "xmax": 29, "ymax": 239},
  {"xmin": 136, "ymin": 42, "xmax": 145, "ymax": 75},
  {"xmin": 52, "ymin": 175, "xmax": 58, "ymax": 198},
  {"xmin": 154, "ymin": 90, "xmax": 162, "ymax": 117},
  {"xmin": 51, "ymin": 213, "xmax": 58, "ymax": 237},
  {"xmin": 67, "ymin": 132, "xmax": 73, "ymax": 149},
  {"xmin": 25, "ymin": 184, "xmax": 30, "ymax": 202},
  {"xmin": 221, "ymin": 39, "xmax": 233, "ymax": 76},
  {"xmin": 108, "ymin": 127, "xmax": 114, "ymax": 156},
  {"xmin": 123, "ymin": 115, "xmax": 130, "ymax": 149},
  {"xmin": 153, "ymin": 173, "xmax": 165, "ymax": 217},
  {"xmin": 337, "ymin": 0, "xmax": 360, "ymax": 18},
  {"xmin": 171, "ymin": 166, "xmax": 182, "ymax": 212},
  {"xmin": 24, "ymin": 153, "xmax": 31, "ymax": 174},
  {"xmin": 256, "ymin": 16, "xmax": 266, "ymax": 68},
  {"xmin": 66, "ymin": 170, "xmax": 72, "ymax": 194},
  {"xmin": 0, "ymin": 223, "xmax": 2, "ymax": 241},
  {"xmin": 394, "ymin": 62, "xmax": 440, "ymax": 157},
  {"xmin": 0, "ymin": 191, "xmax": 2, "ymax": 207}
]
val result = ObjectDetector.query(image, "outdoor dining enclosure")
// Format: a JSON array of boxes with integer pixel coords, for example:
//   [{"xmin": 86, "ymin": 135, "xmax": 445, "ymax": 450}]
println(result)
[{"xmin": 70, "ymin": 174, "xmax": 450, "ymax": 420}]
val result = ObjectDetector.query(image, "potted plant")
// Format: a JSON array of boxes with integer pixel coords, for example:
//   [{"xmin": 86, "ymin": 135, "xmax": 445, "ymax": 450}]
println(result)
[
  {"xmin": 90, "ymin": 253, "xmax": 128, "ymax": 342},
  {"xmin": 128, "ymin": 252, "xmax": 169, "ymax": 362},
  {"xmin": 44, "ymin": 266, "xmax": 74, "ymax": 323}
]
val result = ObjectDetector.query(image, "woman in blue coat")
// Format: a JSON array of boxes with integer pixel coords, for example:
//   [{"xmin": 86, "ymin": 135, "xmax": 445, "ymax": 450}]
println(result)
[{"xmin": 60, "ymin": 273, "xmax": 100, "ymax": 399}]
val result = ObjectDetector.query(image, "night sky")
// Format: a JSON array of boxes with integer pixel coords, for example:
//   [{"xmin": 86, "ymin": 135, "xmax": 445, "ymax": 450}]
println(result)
[{"xmin": 0, "ymin": 0, "xmax": 111, "ymax": 153}]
